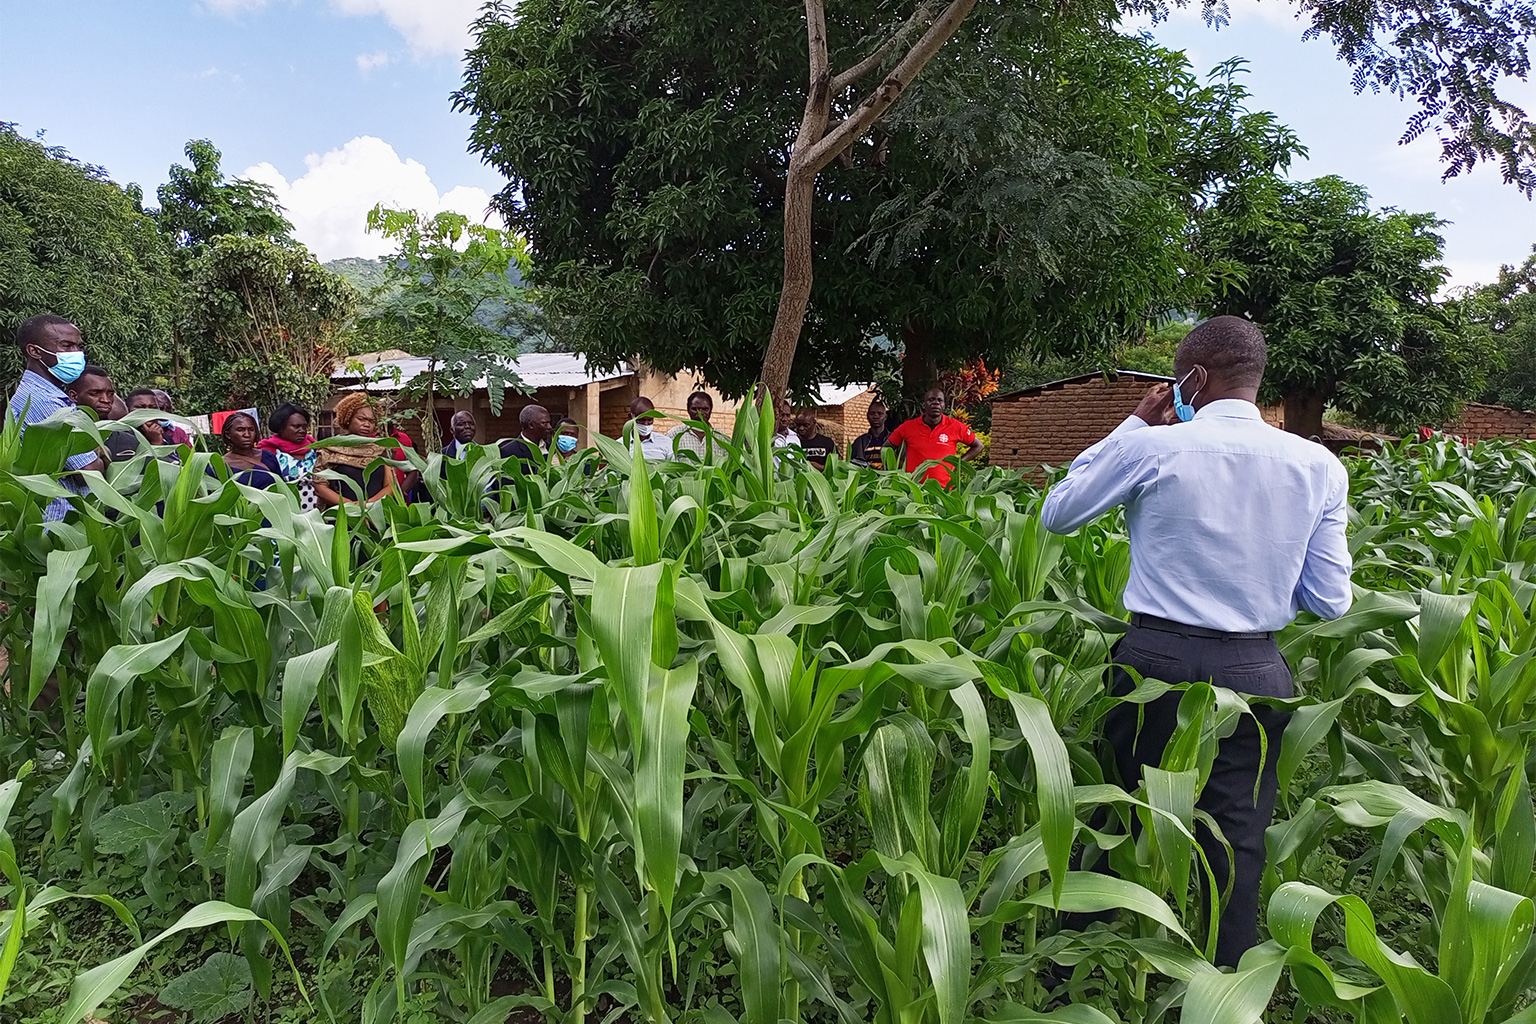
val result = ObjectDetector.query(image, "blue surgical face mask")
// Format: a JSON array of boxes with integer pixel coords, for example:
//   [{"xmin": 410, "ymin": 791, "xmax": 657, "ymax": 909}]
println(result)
[
  {"xmin": 556, "ymin": 434, "xmax": 577, "ymax": 454},
  {"xmin": 51, "ymin": 350, "xmax": 87, "ymax": 384},
  {"xmin": 1172, "ymin": 369, "xmax": 1201, "ymax": 423}
]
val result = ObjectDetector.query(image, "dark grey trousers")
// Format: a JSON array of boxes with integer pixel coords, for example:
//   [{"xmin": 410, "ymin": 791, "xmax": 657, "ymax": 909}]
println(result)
[{"xmin": 1084, "ymin": 614, "xmax": 1292, "ymax": 967}]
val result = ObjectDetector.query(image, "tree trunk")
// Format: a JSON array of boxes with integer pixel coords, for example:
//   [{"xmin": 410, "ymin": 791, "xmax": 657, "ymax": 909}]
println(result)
[
  {"xmin": 1284, "ymin": 390, "xmax": 1326, "ymax": 440},
  {"xmin": 756, "ymin": 0, "xmax": 981, "ymax": 403},
  {"xmin": 762, "ymin": 167, "xmax": 818, "ymax": 402},
  {"xmin": 900, "ymin": 320, "xmax": 939, "ymax": 404}
]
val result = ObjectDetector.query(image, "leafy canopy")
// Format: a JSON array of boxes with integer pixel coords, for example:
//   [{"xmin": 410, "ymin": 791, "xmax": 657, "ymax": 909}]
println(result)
[
  {"xmin": 1475, "ymin": 248, "xmax": 1536, "ymax": 412},
  {"xmin": 0, "ymin": 123, "xmax": 178, "ymax": 390},
  {"xmin": 154, "ymin": 139, "xmax": 294, "ymax": 253},
  {"xmin": 179, "ymin": 235, "xmax": 357, "ymax": 416},
  {"xmin": 456, "ymin": 1, "xmax": 1298, "ymax": 398},
  {"xmin": 1196, "ymin": 174, "xmax": 1496, "ymax": 433},
  {"xmin": 356, "ymin": 206, "xmax": 535, "ymax": 443}
]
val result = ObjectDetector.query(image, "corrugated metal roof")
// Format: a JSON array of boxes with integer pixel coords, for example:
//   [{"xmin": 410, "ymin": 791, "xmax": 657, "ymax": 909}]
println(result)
[
  {"xmin": 334, "ymin": 351, "xmax": 631, "ymax": 392},
  {"xmin": 990, "ymin": 369, "xmax": 1173, "ymax": 403}
]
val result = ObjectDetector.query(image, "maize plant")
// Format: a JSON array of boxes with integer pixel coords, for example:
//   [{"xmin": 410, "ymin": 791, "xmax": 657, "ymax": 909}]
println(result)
[{"xmin": 1, "ymin": 405, "xmax": 1536, "ymax": 1024}]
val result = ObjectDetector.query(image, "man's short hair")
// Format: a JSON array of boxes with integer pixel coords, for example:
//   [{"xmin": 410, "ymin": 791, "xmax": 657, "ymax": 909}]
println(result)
[
  {"xmin": 1176, "ymin": 316, "xmax": 1267, "ymax": 390},
  {"xmin": 519, "ymin": 404, "xmax": 547, "ymax": 427},
  {"xmin": 76, "ymin": 364, "xmax": 111, "ymax": 383},
  {"xmin": 687, "ymin": 391, "xmax": 712, "ymax": 407},
  {"xmin": 451, "ymin": 410, "xmax": 475, "ymax": 423},
  {"xmin": 15, "ymin": 314, "xmax": 74, "ymax": 350},
  {"xmin": 630, "ymin": 397, "xmax": 655, "ymax": 417},
  {"xmin": 125, "ymin": 388, "xmax": 160, "ymax": 405}
]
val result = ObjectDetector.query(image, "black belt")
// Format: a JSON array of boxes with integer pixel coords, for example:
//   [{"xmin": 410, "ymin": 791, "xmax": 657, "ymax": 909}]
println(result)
[{"xmin": 1129, "ymin": 612, "xmax": 1273, "ymax": 641}]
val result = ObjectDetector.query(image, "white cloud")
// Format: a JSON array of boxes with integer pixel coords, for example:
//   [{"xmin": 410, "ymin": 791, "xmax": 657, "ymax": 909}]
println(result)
[
  {"xmin": 330, "ymin": 0, "xmax": 484, "ymax": 56},
  {"xmin": 356, "ymin": 49, "xmax": 391, "ymax": 73},
  {"xmin": 203, "ymin": 0, "xmax": 484, "ymax": 56},
  {"xmin": 243, "ymin": 136, "xmax": 501, "ymax": 261}
]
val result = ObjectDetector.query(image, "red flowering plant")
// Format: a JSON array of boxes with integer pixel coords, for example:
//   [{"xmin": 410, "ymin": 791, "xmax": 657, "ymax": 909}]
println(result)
[{"xmin": 939, "ymin": 358, "xmax": 1001, "ymax": 424}]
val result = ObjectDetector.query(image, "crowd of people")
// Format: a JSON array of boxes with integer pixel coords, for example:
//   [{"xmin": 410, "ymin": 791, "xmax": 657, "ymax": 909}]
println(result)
[{"xmin": 5, "ymin": 312, "xmax": 987, "ymax": 523}]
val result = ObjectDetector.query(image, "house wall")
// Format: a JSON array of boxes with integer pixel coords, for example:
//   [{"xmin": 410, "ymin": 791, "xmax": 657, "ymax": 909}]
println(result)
[
  {"xmin": 990, "ymin": 377, "xmax": 1159, "ymax": 470},
  {"xmin": 1446, "ymin": 402, "xmax": 1536, "ymax": 442},
  {"xmin": 990, "ymin": 377, "xmax": 1287, "ymax": 470}
]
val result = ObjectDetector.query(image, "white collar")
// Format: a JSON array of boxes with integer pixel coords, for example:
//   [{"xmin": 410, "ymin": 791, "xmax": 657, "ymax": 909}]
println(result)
[{"xmin": 1191, "ymin": 399, "xmax": 1263, "ymax": 421}]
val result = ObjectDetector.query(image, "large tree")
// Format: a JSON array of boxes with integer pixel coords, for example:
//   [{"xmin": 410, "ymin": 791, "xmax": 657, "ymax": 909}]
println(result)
[
  {"xmin": 153, "ymin": 140, "xmax": 358, "ymax": 414},
  {"xmin": 457, "ymin": 4, "xmax": 1298, "ymax": 399},
  {"xmin": 1475, "ymin": 247, "xmax": 1536, "ymax": 412},
  {"xmin": 0, "ymin": 124, "xmax": 179, "ymax": 391},
  {"xmin": 458, "ymin": 0, "xmax": 1535, "ymax": 400},
  {"xmin": 1196, "ymin": 174, "xmax": 1495, "ymax": 436}
]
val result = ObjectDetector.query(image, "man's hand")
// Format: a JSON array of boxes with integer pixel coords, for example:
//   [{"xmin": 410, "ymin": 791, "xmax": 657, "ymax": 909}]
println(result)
[{"xmin": 1133, "ymin": 384, "xmax": 1176, "ymax": 426}]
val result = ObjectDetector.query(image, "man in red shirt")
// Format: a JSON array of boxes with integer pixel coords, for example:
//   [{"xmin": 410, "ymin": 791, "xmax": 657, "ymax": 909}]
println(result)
[{"xmin": 885, "ymin": 387, "xmax": 982, "ymax": 486}]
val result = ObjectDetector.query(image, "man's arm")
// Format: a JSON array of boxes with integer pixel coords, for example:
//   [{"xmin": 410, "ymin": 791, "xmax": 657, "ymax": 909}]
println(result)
[
  {"xmin": 1039, "ymin": 385, "xmax": 1169, "ymax": 534},
  {"xmin": 1295, "ymin": 462, "xmax": 1353, "ymax": 619},
  {"xmin": 959, "ymin": 423, "xmax": 982, "ymax": 462}
]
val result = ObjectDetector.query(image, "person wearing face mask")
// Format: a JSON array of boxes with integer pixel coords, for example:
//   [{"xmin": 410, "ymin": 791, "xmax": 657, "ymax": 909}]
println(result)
[
  {"xmin": 7, "ymin": 314, "xmax": 105, "ymax": 520},
  {"xmin": 150, "ymin": 389, "xmax": 193, "ymax": 447},
  {"xmin": 1039, "ymin": 316, "xmax": 1353, "ymax": 967},
  {"xmin": 552, "ymin": 417, "xmax": 581, "ymax": 458},
  {"xmin": 628, "ymin": 397, "xmax": 671, "ymax": 461}
]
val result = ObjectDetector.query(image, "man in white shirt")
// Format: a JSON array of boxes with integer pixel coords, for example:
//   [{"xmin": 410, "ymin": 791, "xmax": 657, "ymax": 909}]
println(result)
[
  {"xmin": 1040, "ymin": 316, "xmax": 1352, "ymax": 967},
  {"xmin": 630, "ymin": 397, "xmax": 672, "ymax": 461}
]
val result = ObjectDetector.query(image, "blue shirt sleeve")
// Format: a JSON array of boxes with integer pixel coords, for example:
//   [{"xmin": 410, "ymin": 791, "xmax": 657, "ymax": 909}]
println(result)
[
  {"xmin": 1294, "ymin": 460, "xmax": 1353, "ymax": 620},
  {"xmin": 1039, "ymin": 415, "xmax": 1148, "ymax": 534}
]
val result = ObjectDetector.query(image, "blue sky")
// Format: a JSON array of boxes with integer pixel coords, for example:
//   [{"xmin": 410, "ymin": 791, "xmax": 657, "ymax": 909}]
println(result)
[{"xmin": 2, "ymin": 0, "xmax": 1529, "ymax": 288}]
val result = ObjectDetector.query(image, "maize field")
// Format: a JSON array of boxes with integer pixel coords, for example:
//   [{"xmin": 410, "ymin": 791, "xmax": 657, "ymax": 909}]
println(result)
[{"xmin": 2, "ymin": 405, "xmax": 1536, "ymax": 1024}]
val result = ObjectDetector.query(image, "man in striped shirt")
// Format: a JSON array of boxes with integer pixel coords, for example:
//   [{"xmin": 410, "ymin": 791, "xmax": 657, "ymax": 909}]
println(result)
[{"xmin": 7, "ymin": 314, "xmax": 103, "ymax": 520}]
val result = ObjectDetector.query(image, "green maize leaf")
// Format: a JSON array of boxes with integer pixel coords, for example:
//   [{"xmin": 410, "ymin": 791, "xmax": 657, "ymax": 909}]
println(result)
[
  {"xmin": 707, "ymin": 867, "xmax": 781, "ymax": 1024},
  {"xmin": 1493, "ymin": 763, "xmax": 1536, "ymax": 897},
  {"xmin": 1269, "ymin": 881, "xmax": 1461, "ymax": 1024},
  {"xmin": 938, "ymin": 681, "xmax": 992, "ymax": 877},
  {"xmin": 628, "ymin": 431, "xmax": 660, "ymax": 565},
  {"xmin": 397, "ymin": 679, "xmax": 491, "ymax": 818},
  {"xmin": 1143, "ymin": 766, "xmax": 1197, "ymax": 915},
  {"xmin": 877, "ymin": 852, "xmax": 970, "ymax": 1024},
  {"xmin": 28, "ymin": 545, "xmax": 94, "ymax": 705},
  {"xmin": 1022, "ymin": 872, "xmax": 1195, "ymax": 947},
  {"xmin": 376, "ymin": 796, "xmax": 471, "ymax": 979},
  {"xmin": 1005, "ymin": 692, "xmax": 1074, "ymax": 905},
  {"xmin": 84, "ymin": 630, "xmax": 191, "ymax": 761},
  {"xmin": 58, "ymin": 901, "xmax": 306, "ymax": 1024},
  {"xmin": 1441, "ymin": 839, "xmax": 1535, "ymax": 1024},
  {"xmin": 1183, "ymin": 942, "xmax": 1286, "ymax": 1024},
  {"xmin": 984, "ymin": 1004, "xmax": 1119, "ymax": 1023},
  {"xmin": 1417, "ymin": 589, "xmax": 1478, "ymax": 675},
  {"xmin": 281, "ymin": 643, "xmax": 337, "ymax": 758},
  {"xmin": 206, "ymin": 726, "xmax": 253, "ymax": 853},
  {"xmin": 637, "ymin": 659, "xmax": 699, "ymax": 920}
]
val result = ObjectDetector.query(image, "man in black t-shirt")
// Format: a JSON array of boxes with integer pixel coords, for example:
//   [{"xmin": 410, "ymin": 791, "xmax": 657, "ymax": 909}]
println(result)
[
  {"xmin": 795, "ymin": 409, "xmax": 839, "ymax": 469},
  {"xmin": 849, "ymin": 399, "xmax": 890, "ymax": 467}
]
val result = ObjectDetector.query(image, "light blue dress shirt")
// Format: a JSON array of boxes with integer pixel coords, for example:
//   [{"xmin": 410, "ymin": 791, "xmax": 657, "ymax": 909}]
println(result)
[
  {"xmin": 8, "ymin": 370, "xmax": 97, "ymax": 521},
  {"xmin": 1039, "ymin": 399, "xmax": 1353, "ymax": 633}
]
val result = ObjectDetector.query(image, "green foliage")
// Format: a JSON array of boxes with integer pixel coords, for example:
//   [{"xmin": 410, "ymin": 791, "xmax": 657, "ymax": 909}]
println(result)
[
  {"xmin": 357, "ymin": 206, "xmax": 536, "ymax": 445},
  {"xmin": 0, "ymin": 123, "xmax": 179, "ymax": 390},
  {"xmin": 456, "ymin": 5, "xmax": 1298, "ymax": 398},
  {"xmin": 1196, "ymin": 174, "xmax": 1496, "ymax": 433},
  {"xmin": 178, "ymin": 234, "xmax": 358, "ymax": 415},
  {"xmin": 7, "ymin": 406, "xmax": 1536, "ymax": 1022},
  {"xmin": 1475, "ymin": 247, "xmax": 1536, "ymax": 412},
  {"xmin": 154, "ymin": 139, "xmax": 294, "ymax": 253}
]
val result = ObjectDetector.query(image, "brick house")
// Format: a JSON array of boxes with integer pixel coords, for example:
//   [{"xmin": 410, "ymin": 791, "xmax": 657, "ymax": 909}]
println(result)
[
  {"xmin": 988, "ymin": 369, "xmax": 1292, "ymax": 471},
  {"xmin": 1444, "ymin": 402, "xmax": 1536, "ymax": 442},
  {"xmin": 988, "ymin": 371, "xmax": 1174, "ymax": 470}
]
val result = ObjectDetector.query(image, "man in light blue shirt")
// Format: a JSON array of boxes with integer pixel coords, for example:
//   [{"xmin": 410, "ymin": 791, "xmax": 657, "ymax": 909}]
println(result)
[
  {"xmin": 6, "ymin": 314, "xmax": 104, "ymax": 521},
  {"xmin": 1041, "ymin": 315, "xmax": 1352, "ymax": 966}
]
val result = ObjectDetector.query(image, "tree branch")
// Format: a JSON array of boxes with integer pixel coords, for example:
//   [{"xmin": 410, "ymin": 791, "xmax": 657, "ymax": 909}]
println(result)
[
  {"xmin": 829, "ymin": 5, "xmax": 931, "ymax": 96},
  {"xmin": 801, "ymin": 0, "xmax": 979, "ymax": 175},
  {"xmin": 792, "ymin": 0, "xmax": 834, "ymax": 158}
]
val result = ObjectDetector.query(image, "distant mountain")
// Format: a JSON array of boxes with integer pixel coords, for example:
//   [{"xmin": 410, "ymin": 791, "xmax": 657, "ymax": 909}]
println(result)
[
  {"xmin": 324, "ymin": 256, "xmax": 552, "ymax": 348},
  {"xmin": 324, "ymin": 257, "xmax": 391, "ymax": 295}
]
